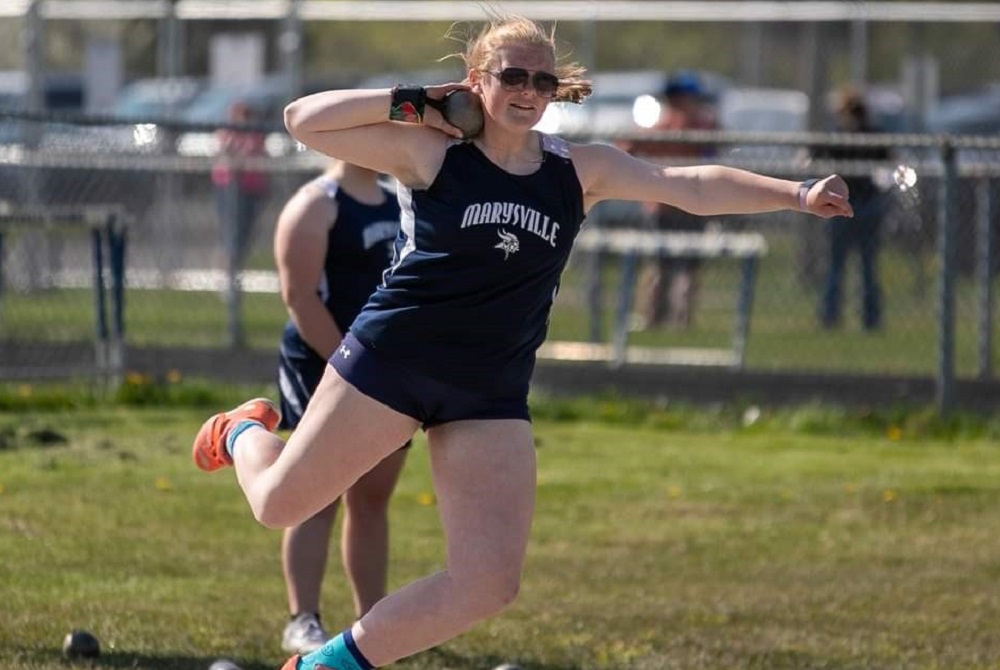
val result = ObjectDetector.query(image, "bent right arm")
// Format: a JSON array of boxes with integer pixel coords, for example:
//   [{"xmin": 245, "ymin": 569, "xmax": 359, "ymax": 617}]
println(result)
[{"xmin": 284, "ymin": 86, "xmax": 465, "ymax": 188}]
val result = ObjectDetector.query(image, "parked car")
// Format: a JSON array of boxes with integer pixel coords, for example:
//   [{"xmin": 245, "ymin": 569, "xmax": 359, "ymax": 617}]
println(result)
[
  {"xmin": 919, "ymin": 83, "xmax": 1000, "ymax": 275},
  {"xmin": 0, "ymin": 70, "xmax": 87, "ymax": 203},
  {"xmin": 925, "ymin": 83, "xmax": 1000, "ymax": 135},
  {"xmin": 0, "ymin": 69, "xmax": 85, "ymax": 144},
  {"xmin": 75, "ymin": 76, "xmax": 209, "ymax": 154},
  {"xmin": 174, "ymin": 74, "xmax": 360, "ymax": 157},
  {"xmin": 172, "ymin": 76, "xmax": 289, "ymax": 157},
  {"xmin": 109, "ymin": 76, "xmax": 206, "ymax": 121},
  {"xmin": 0, "ymin": 70, "xmax": 85, "ymax": 112},
  {"xmin": 534, "ymin": 69, "xmax": 727, "ymax": 138}
]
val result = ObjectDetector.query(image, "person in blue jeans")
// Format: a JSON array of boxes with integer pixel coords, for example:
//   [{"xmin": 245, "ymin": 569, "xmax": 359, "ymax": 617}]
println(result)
[
  {"xmin": 822, "ymin": 194, "xmax": 884, "ymax": 330},
  {"xmin": 816, "ymin": 88, "xmax": 889, "ymax": 331}
]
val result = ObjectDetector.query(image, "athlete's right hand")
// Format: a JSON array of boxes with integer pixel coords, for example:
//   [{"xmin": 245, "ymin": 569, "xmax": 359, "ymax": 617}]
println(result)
[{"xmin": 423, "ymin": 83, "xmax": 473, "ymax": 139}]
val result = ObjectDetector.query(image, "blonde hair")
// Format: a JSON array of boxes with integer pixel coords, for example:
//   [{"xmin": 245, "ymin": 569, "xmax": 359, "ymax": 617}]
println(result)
[{"xmin": 447, "ymin": 14, "xmax": 592, "ymax": 104}]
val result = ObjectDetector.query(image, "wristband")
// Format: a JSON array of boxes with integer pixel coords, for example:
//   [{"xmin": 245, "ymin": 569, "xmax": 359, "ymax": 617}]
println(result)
[
  {"xmin": 389, "ymin": 85, "xmax": 426, "ymax": 123},
  {"xmin": 798, "ymin": 178, "xmax": 820, "ymax": 210}
]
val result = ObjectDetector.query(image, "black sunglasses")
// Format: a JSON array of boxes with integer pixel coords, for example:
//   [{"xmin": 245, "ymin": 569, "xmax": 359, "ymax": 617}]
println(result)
[{"xmin": 482, "ymin": 67, "xmax": 560, "ymax": 98}]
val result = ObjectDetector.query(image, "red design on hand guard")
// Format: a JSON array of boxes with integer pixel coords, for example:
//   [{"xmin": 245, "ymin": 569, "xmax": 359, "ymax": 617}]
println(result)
[{"xmin": 397, "ymin": 101, "xmax": 420, "ymax": 123}]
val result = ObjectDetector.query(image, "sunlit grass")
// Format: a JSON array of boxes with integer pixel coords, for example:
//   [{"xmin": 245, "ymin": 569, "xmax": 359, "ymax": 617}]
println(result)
[{"xmin": 2, "ymin": 397, "xmax": 1000, "ymax": 669}]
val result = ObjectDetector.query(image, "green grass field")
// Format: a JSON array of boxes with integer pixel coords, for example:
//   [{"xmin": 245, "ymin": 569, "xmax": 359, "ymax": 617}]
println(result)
[{"xmin": 3, "ymin": 391, "xmax": 1000, "ymax": 670}]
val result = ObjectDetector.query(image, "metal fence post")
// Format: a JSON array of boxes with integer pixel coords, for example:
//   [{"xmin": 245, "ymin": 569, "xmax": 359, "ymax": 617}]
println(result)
[
  {"xmin": 612, "ymin": 251, "xmax": 639, "ymax": 368},
  {"xmin": 732, "ymin": 256, "xmax": 758, "ymax": 370},
  {"xmin": 936, "ymin": 140, "xmax": 957, "ymax": 415},
  {"xmin": 975, "ymin": 177, "xmax": 995, "ymax": 380},
  {"xmin": 20, "ymin": 0, "xmax": 43, "ymax": 252},
  {"xmin": 0, "ymin": 231, "xmax": 4, "ymax": 333},
  {"xmin": 281, "ymin": 0, "xmax": 304, "ymax": 100},
  {"xmin": 90, "ymin": 225, "xmax": 109, "ymax": 376},
  {"xmin": 223, "ymin": 179, "xmax": 245, "ymax": 349},
  {"xmin": 585, "ymin": 247, "xmax": 604, "ymax": 344},
  {"xmin": 583, "ymin": 210, "xmax": 604, "ymax": 344},
  {"xmin": 108, "ymin": 213, "xmax": 127, "ymax": 384}
]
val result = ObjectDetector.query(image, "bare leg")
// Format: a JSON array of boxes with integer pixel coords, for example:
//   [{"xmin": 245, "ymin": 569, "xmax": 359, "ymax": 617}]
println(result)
[
  {"xmin": 635, "ymin": 258, "xmax": 666, "ymax": 329},
  {"xmin": 283, "ymin": 500, "xmax": 340, "ymax": 617},
  {"xmin": 346, "ymin": 419, "xmax": 536, "ymax": 666},
  {"xmin": 232, "ymin": 366, "xmax": 419, "ymax": 529},
  {"xmin": 342, "ymin": 447, "xmax": 409, "ymax": 616},
  {"xmin": 668, "ymin": 264, "xmax": 694, "ymax": 328}
]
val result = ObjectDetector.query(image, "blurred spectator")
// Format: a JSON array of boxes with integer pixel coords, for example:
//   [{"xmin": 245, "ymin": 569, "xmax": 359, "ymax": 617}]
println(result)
[
  {"xmin": 213, "ymin": 101, "xmax": 269, "ymax": 275},
  {"xmin": 813, "ymin": 87, "xmax": 889, "ymax": 331},
  {"xmin": 623, "ymin": 70, "xmax": 719, "ymax": 330}
]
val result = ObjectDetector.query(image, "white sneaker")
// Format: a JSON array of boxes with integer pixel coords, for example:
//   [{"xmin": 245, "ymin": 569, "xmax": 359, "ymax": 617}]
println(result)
[{"xmin": 281, "ymin": 612, "xmax": 328, "ymax": 654}]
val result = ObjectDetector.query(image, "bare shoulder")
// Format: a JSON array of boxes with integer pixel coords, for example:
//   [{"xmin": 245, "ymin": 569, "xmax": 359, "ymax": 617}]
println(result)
[
  {"xmin": 567, "ymin": 140, "xmax": 630, "ymax": 166},
  {"xmin": 567, "ymin": 140, "xmax": 639, "ymax": 196},
  {"xmin": 279, "ymin": 180, "xmax": 337, "ymax": 231}
]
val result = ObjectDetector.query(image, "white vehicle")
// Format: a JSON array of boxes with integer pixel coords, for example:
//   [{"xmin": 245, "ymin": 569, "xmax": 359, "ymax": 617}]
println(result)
[
  {"xmin": 715, "ymin": 87, "xmax": 810, "ymax": 162},
  {"xmin": 534, "ymin": 69, "xmax": 671, "ymax": 137},
  {"xmin": 718, "ymin": 87, "xmax": 809, "ymax": 134}
]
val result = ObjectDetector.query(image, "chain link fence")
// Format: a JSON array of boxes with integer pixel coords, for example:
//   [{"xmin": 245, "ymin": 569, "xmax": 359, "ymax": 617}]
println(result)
[{"xmin": 1, "ymin": 108, "xmax": 998, "ymax": 403}]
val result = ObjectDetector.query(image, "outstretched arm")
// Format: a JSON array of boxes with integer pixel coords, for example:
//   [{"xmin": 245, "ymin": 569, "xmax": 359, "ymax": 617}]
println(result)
[{"xmin": 573, "ymin": 142, "xmax": 852, "ymax": 219}]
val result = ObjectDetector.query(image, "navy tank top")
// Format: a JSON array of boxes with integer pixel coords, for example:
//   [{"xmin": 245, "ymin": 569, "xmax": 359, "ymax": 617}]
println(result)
[
  {"xmin": 282, "ymin": 175, "xmax": 401, "ymax": 348},
  {"xmin": 350, "ymin": 134, "xmax": 585, "ymax": 392}
]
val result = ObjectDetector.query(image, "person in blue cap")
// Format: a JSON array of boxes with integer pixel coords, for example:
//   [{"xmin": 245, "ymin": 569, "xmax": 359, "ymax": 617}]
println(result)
[
  {"xmin": 626, "ymin": 69, "xmax": 720, "ymax": 329},
  {"xmin": 814, "ymin": 86, "xmax": 889, "ymax": 331}
]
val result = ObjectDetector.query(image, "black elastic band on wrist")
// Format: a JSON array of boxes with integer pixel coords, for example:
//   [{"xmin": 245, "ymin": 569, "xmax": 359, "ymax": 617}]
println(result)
[{"xmin": 389, "ymin": 85, "xmax": 426, "ymax": 123}]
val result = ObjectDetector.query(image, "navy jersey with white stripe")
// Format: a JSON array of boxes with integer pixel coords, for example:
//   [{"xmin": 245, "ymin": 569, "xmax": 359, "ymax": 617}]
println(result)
[
  {"xmin": 278, "ymin": 175, "xmax": 400, "ymax": 427},
  {"xmin": 350, "ymin": 134, "xmax": 585, "ymax": 392},
  {"xmin": 313, "ymin": 175, "xmax": 401, "ymax": 330}
]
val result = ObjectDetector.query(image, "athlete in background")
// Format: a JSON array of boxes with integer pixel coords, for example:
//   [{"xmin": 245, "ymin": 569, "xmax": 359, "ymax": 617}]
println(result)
[{"xmin": 272, "ymin": 160, "xmax": 408, "ymax": 654}]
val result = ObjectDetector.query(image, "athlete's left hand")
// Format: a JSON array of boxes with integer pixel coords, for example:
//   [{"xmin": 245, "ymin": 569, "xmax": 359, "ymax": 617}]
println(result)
[{"xmin": 804, "ymin": 175, "xmax": 853, "ymax": 219}]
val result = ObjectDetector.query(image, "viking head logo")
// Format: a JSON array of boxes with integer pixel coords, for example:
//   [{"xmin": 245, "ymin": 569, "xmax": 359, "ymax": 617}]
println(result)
[{"xmin": 494, "ymin": 229, "xmax": 520, "ymax": 260}]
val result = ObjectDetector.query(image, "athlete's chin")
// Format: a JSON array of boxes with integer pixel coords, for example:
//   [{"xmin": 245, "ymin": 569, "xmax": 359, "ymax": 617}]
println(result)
[{"xmin": 505, "ymin": 110, "xmax": 543, "ymax": 130}]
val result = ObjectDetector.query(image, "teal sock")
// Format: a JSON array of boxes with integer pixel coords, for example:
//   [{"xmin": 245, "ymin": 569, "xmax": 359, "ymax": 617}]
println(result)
[
  {"xmin": 224, "ymin": 420, "xmax": 264, "ymax": 459},
  {"xmin": 297, "ymin": 629, "xmax": 373, "ymax": 670}
]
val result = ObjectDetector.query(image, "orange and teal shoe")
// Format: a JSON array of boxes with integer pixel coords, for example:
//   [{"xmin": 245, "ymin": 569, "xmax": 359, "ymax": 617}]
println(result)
[
  {"xmin": 192, "ymin": 397, "xmax": 281, "ymax": 472},
  {"xmin": 279, "ymin": 655, "xmax": 302, "ymax": 670}
]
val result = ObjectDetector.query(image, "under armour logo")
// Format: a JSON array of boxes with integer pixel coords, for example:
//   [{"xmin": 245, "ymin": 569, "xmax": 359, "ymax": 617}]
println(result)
[{"xmin": 338, "ymin": 344, "xmax": 351, "ymax": 358}]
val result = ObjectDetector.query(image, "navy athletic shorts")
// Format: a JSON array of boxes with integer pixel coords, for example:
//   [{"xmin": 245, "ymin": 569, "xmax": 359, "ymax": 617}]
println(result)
[
  {"xmin": 329, "ymin": 331, "xmax": 531, "ymax": 428},
  {"xmin": 277, "ymin": 335, "xmax": 327, "ymax": 430}
]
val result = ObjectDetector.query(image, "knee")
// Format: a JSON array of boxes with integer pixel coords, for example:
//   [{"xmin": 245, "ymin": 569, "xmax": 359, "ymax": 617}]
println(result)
[
  {"xmin": 477, "ymin": 574, "xmax": 521, "ymax": 618},
  {"xmin": 344, "ymin": 486, "xmax": 393, "ymax": 519},
  {"xmin": 307, "ymin": 500, "xmax": 340, "ymax": 524},
  {"xmin": 247, "ymin": 481, "xmax": 307, "ymax": 529},
  {"xmin": 491, "ymin": 574, "xmax": 521, "ymax": 612},
  {"xmin": 250, "ymin": 502, "xmax": 292, "ymax": 530},
  {"xmin": 455, "ymin": 569, "xmax": 522, "ymax": 620}
]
